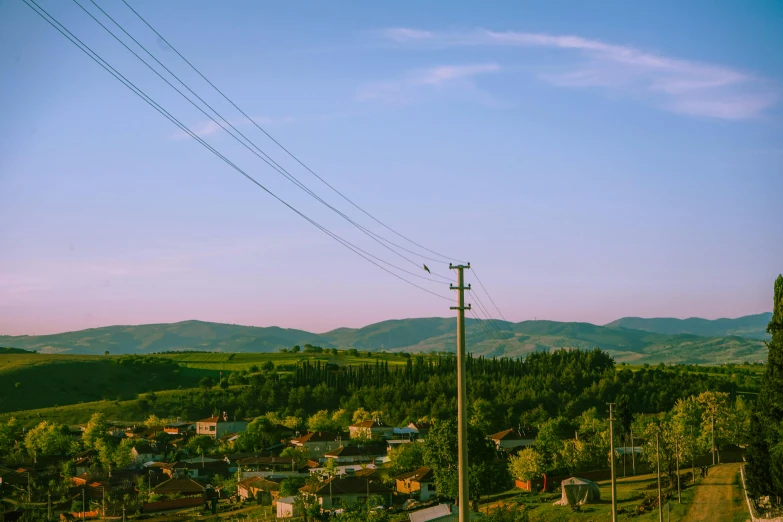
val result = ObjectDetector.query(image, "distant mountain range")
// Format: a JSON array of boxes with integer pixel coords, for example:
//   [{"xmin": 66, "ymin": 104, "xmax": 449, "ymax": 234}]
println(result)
[
  {"xmin": 0, "ymin": 313, "xmax": 771, "ymax": 364},
  {"xmin": 605, "ymin": 312, "xmax": 771, "ymax": 339}
]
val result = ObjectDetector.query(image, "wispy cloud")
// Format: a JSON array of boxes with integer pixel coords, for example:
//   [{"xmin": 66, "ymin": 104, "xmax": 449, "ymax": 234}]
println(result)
[
  {"xmin": 381, "ymin": 28, "xmax": 778, "ymax": 120},
  {"xmin": 168, "ymin": 115, "xmax": 295, "ymax": 140},
  {"xmin": 358, "ymin": 63, "xmax": 502, "ymax": 106}
]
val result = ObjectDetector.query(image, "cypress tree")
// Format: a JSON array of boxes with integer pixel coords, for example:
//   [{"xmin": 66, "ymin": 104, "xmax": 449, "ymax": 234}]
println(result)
[{"xmin": 746, "ymin": 274, "xmax": 783, "ymax": 503}]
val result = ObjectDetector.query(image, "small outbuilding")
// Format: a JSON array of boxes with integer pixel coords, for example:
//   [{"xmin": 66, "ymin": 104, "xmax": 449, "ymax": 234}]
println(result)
[{"xmin": 554, "ymin": 477, "xmax": 601, "ymax": 506}]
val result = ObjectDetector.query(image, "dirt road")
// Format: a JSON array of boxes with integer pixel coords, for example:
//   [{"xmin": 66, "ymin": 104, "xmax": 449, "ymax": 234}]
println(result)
[{"xmin": 684, "ymin": 463, "xmax": 748, "ymax": 522}]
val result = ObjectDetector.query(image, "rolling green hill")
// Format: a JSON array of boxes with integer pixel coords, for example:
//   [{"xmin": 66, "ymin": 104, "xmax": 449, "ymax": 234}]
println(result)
[
  {"xmin": 0, "ymin": 316, "xmax": 768, "ymax": 364},
  {"xmin": 605, "ymin": 312, "xmax": 771, "ymax": 339}
]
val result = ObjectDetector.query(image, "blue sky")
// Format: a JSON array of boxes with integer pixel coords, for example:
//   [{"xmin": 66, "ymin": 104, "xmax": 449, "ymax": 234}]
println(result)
[{"xmin": 1, "ymin": 0, "xmax": 781, "ymax": 335}]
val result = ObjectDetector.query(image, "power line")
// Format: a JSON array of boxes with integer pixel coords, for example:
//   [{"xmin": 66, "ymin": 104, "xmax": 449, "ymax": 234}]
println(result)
[
  {"xmin": 21, "ymin": 0, "xmax": 453, "ymax": 304},
  {"xmin": 468, "ymin": 288, "xmax": 507, "ymax": 342},
  {"xmin": 118, "ymin": 0, "xmax": 466, "ymax": 266},
  {"xmin": 471, "ymin": 268, "xmax": 515, "ymax": 333},
  {"xmin": 73, "ymin": 0, "xmax": 452, "ymax": 284},
  {"xmin": 468, "ymin": 307, "xmax": 504, "ymax": 353}
]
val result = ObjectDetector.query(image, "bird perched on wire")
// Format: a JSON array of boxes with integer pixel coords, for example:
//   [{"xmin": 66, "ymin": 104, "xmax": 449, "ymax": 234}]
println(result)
[{"xmin": 423, "ymin": 264, "xmax": 431, "ymax": 274}]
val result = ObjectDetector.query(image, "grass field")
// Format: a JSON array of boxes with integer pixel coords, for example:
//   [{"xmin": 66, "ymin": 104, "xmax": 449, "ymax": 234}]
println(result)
[
  {"xmin": 487, "ymin": 471, "xmax": 699, "ymax": 521},
  {"xmin": 158, "ymin": 351, "xmax": 412, "ymax": 372}
]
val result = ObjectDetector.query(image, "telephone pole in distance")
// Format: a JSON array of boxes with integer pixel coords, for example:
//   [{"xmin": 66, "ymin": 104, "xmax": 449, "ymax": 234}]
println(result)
[
  {"xmin": 608, "ymin": 403, "xmax": 617, "ymax": 522},
  {"xmin": 450, "ymin": 262, "xmax": 471, "ymax": 522}
]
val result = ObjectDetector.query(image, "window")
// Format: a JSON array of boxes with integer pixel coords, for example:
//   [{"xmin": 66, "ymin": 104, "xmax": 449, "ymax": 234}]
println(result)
[{"xmin": 209, "ymin": 426, "xmax": 215, "ymax": 432}]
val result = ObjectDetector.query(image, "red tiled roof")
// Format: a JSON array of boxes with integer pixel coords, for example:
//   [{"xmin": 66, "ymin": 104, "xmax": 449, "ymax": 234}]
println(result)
[
  {"xmin": 395, "ymin": 466, "xmax": 434, "ymax": 483},
  {"xmin": 489, "ymin": 428, "xmax": 532, "ymax": 441},
  {"xmin": 153, "ymin": 477, "xmax": 205, "ymax": 495},
  {"xmin": 301, "ymin": 477, "xmax": 392, "ymax": 496},
  {"xmin": 291, "ymin": 431, "xmax": 339, "ymax": 444},
  {"xmin": 323, "ymin": 445, "xmax": 386, "ymax": 458}
]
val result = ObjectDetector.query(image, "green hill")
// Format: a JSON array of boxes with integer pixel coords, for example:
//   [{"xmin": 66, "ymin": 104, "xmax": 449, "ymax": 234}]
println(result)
[
  {"xmin": 0, "ymin": 316, "xmax": 769, "ymax": 364},
  {"xmin": 605, "ymin": 313, "xmax": 772, "ymax": 339}
]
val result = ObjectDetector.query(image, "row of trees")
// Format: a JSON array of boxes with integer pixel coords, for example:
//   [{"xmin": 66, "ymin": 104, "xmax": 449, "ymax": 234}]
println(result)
[{"xmin": 508, "ymin": 390, "xmax": 751, "ymax": 482}]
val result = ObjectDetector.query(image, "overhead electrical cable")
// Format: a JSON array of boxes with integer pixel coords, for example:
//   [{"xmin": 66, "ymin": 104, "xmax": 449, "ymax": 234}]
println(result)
[
  {"xmin": 471, "ymin": 268, "xmax": 515, "ymax": 333},
  {"xmin": 74, "ymin": 0, "xmax": 452, "ymax": 284},
  {"xmin": 117, "ymin": 0, "xmax": 466, "ymax": 266},
  {"xmin": 21, "ymin": 0, "xmax": 452, "ymax": 303}
]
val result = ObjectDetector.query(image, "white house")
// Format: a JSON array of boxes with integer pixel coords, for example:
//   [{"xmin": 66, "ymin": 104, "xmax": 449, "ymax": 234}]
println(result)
[
  {"xmin": 276, "ymin": 496, "xmax": 302, "ymax": 518},
  {"xmin": 195, "ymin": 412, "xmax": 249, "ymax": 439},
  {"xmin": 348, "ymin": 419, "xmax": 394, "ymax": 440}
]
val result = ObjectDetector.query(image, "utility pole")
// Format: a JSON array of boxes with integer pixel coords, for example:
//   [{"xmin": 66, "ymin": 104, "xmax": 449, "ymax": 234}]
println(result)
[
  {"xmin": 675, "ymin": 435, "xmax": 681, "ymax": 504},
  {"xmin": 711, "ymin": 414, "xmax": 716, "ymax": 466},
  {"xmin": 691, "ymin": 426, "xmax": 695, "ymax": 482},
  {"xmin": 48, "ymin": 490, "xmax": 52, "ymax": 521},
  {"xmin": 450, "ymin": 262, "xmax": 471, "ymax": 522},
  {"xmin": 631, "ymin": 428, "xmax": 636, "ymax": 476},
  {"xmin": 656, "ymin": 432, "xmax": 663, "ymax": 522},
  {"xmin": 82, "ymin": 488, "xmax": 86, "ymax": 521},
  {"xmin": 608, "ymin": 403, "xmax": 617, "ymax": 522},
  {"xmin": 123, "ymin": 504, "xmax": 126, "ymax": 522}
]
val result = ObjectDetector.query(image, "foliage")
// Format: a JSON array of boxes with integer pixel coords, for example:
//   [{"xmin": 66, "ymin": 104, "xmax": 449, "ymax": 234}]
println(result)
[
  {"xmin": 424, "ymin": 419, "xmax": 509, "ymax": 502},
  {"xmin": 388, "ymin": 442, "xmax": 425, "ymax": 475},
  {"xmin": 24, "ymin": 421, "xmax": 72, "ymax": 461},
  {"xmin": 236, "ymin": 416, "xmax": 278, "ymax": 452},
  {"xmin": 279, "ymin": 476, "xmax": 307, "ymax": 497},
  {"xmin": 186, "ymin": 435, "xmax": 215, "ymax": 455},
  {"xmin": 508, "ymin": 448, "xmax": 545, "ymax": 482},
  {"xmin": 746, "ymin": 274, "xmax": 783, "ymax": 502},
  {"xmin": 280, "ymin": 446, "xmax": 309, "ymax": 468}
]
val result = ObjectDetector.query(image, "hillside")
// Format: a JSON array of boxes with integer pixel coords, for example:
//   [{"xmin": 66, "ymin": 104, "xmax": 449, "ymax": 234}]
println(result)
[
  {"xmin": 0, "ymin": 316, "xmax": 768, "ymax": 364},
  {"xmin": 605, "ymin": 312, "xmax": 771, "ymax": 339}
]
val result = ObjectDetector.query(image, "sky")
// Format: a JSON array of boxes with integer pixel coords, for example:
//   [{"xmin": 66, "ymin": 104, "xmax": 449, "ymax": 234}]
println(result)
[{"xmin": 1, "ymin": 0, "xmax": 781, "ymax": 336}]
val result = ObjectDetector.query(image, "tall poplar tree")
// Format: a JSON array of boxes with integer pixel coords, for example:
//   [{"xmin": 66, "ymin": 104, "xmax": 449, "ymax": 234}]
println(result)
[{"xmin": 746, "ymin": 275, "xmax": 783, "ymax": 503}]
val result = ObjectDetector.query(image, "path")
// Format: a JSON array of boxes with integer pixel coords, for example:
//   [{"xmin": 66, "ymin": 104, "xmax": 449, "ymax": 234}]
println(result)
[{"xmin": 684, "ymin": 463, "xmax": 748, "ymax": 522}]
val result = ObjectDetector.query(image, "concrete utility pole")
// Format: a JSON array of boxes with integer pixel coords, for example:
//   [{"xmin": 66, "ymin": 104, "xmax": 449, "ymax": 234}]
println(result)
[
  {"xmin": 656, "ymin": 432, "xmax": 663, "ymax": 522},
  {"xmin": 608, "ymin": 403, "xmax": 617, "ymax": 522},
  {"xmin": 631, "ymin": 429, "xmax": 636, "ymax": 476},
  {"xmin": 675, "ymin": 435, "xmax": 681, "ymax": 504},
  {"xmin": 450, "ymin": 262, "xmax": 471, "ymax": 522},
  {"xmin": 48, "ymin": 490, "xmax": 52, "ymax": 521},
  {"xmin": 711, "ymin": 415, "xmax": 716, "ymax": 466}
]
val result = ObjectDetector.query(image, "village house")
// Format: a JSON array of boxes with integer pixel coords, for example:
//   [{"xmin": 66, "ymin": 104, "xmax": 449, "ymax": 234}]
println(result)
[
  {"xmin": 237, "ymin": 475, "xmax": 280, "ymax": 504},
  {"xmin": 236, "ymin": 456, "xmax": 299, "ymax": 478},
  {"xmin": 488, "ymin": 428, "xmax": 537, "ymax": 451},
  {"xmin": 131, "ymin": 443, "xmax": 164, "ymax": 465},
  {"xmin": 196, "ymin": 412, "xmax": 249, "ymax": 439},
  {"xmin": 161, "ymin": 460, "xmax": 230, "ymax": 479},
  {"xmin": 348, "ymin": 419, "xmax": 394, "ymax": 440},
  {"xmin": 322, "ymin": 445, "xmax": 386, "ymax": 465},
  {"xmin": 289, "ymin": 431, "xmax": 343, "ymax": 457},
  {"xmin": 163, "ymin": 421, "xmax": 193, "ymax": 435},
  {"xmin": 396, "ymin": 466, "xmax": 436, "ymax": 501},
  {"xmin": 300, "ymin": 475, "xmax": 393, "ymax": 510},
  {"xmin": 276, "ymin": 496, "xmax": 302, "ymax": 518},
  {"xmin": 407, "ymin": 421, "xmax": 433, "ymax": 438},
  {"xmin": 408, "ymin": 504, "xmax": 458, "ymax": 522}
]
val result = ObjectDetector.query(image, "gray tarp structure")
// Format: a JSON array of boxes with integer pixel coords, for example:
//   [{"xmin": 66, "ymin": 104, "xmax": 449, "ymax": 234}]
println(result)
[{"xmin": 554, "ymin": 477, "xmax": 601, "ymax": 506}]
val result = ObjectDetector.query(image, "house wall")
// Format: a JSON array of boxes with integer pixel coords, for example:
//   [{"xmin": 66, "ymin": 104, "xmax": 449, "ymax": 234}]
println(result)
[
  {"xmin": 300, "ymin": 440, "xmax": 341, "ymax": 457},
  {"xmin": 276, "ymin": 501, "xmax": 301, "ymax": 518},
  {"xmin": 497, "ymin": 438, "xmax": 535, "ymax": 449}
]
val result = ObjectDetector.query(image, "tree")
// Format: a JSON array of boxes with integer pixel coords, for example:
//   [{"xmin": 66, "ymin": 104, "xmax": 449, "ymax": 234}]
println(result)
[
  {"xmin": 262, "ymin": 360, "xmax": 275, "ymax": 372},
  {"xmin": 352, "ymin": 408, "xmax": 372, "ymax": 425},
  {"xmin": 469, "ymin": 398, "xmax": 495, "ymax": 434},
  {"xmin": 292, "ymin": 345, "xmax": 301, "ymax": 353},
  {"xmin": 82, "ymin": 413, "xmax": 109, "ymax": 450},
  {"xmin": 237, "ymin": 416, "xmax": 277, "ymax": 452},
  {"xmin": 187, "ymin": 435, "xmax": 215, "ymax": 456},
  {"xmin": 0, "ymin": 417, "xmax": 18, "ymax": 454},
  {"xmin": 199, "ymin": 377, "xmax": 215, "ymax": 390},
  {"xmin": 307, "ymin": 410, "xmax": 334, "ymax": 432},
  {"xmin": 331, "ymin": 409, "xmax": 353, "ymax": 432},
  {"xmin": 24, "ymin": 421, "xmax": 72, "ymax": 462},
  {"xmin": 279, "ymin": 476, "xmax": 307, "ymax": 497},
  {"xmin": 388, "ymin": 442, "xmax": 425, "ymax": 475},
  {"xmin": 144, "ymin": 414, "xmax": 161, "ymax": 428},
  {"xmin": 424, "ymin": 419, "xmax": 508, "ymax": 504},
  {"xmin": 508, "ymin": 448, "xmax": 545, "ymax": 482},
  {"xmin": 280, "ymin": 446, "xmax": 309, "ymax": 468},
  {"xmin": 746, "ymin": 274, "xmax": 783, "ymax": 502}
]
